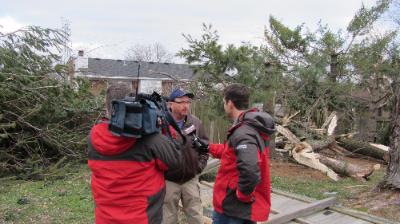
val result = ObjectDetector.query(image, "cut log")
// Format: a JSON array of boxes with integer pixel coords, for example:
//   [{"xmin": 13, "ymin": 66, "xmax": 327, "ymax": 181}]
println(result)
[
  {"xmin": 292, "ymin": 142, "xmax": 340, "ymax": 181},
  {"xmin": 337, "ymin": 137, "xmax": 389, "ymax": 162},
  {"xmin": 308, "ymin": 136, "xmax": 335, "ymax": 152},
  {"xmin": 369, "ymin": 143, "xmax": 389, "ymax": 152},
  {"xmin": 277, "ymin": 125, "xmax": 339, "ymax": 181},
  {"xmin": 329, "ymin": 144, "xmax": 351, "ymax": 156},
  {"xmin": 318, "ymin": 155, "xmax": 378, "ymax": 180},
  {"xmin": 336, "ymin": 132, "xmax": 358, "ymax": 139}
]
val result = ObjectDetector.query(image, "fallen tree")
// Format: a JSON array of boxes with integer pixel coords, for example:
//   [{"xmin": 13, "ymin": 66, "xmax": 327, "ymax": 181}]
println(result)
[
  {"xmin": 0, "ymin": 26, "xmax": 102, "ymax": 179},
  {"xmin": 276, "ymin": 113, "xmax": 382, "ymax": 181},
  {"xmin": 337, "ymin": 137, "xmax": 389, "ymax": 162},
  {"xmin": 319, "ymin": 155, "xmax": 379, "ymax": 181}
]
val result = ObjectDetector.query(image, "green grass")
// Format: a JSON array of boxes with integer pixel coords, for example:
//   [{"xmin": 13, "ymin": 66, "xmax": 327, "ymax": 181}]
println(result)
[
  {"xmin": 271, "ymin": 168, "xmax": 386, "ymax": 203},
  {"xmin": 0, "ymin": 164, "xmax": 93, "ymax": 224},
  {"xmin": 0, "ymin": 161, "xmax": 390, "ymax": 223}
]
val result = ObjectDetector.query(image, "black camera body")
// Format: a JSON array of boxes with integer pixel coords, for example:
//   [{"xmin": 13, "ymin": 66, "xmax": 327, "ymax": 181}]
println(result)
[{"xmin": 109, "ymin": 96, "xmax": 160, "ymax": 138}]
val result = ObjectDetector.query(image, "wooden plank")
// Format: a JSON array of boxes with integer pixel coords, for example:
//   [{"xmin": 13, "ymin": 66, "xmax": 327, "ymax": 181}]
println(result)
[
  {"xmin": 201, "ymin": 181, "xmax": 395, "ymax": 224},
  {"xmin": 272, "ymin": 188, "xmax": 396, "ymax": 224},
  {"xmin": 304, "ymin": 210, "xmax": 372, "ymax": 224},
  {"xmin": 271, "ymin": 208, "xmax": 315, "ymax": 224},
  {"xmin": 272, "ymin": 195, "xmax": 308, "ymax": 213},
  {"xmin": 263, "ymin": 197, "xmax": 336, "ymax": 224}
]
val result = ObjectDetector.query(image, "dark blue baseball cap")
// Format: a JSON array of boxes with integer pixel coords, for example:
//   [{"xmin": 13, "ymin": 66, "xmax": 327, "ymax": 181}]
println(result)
[{"xmin": 169, "ymin": 88, "xmax": 194, "ymax": 102}]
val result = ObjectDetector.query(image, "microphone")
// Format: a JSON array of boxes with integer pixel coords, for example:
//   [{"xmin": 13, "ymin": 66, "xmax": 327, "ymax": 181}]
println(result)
[
  {"xmin": 183, "ymin": 125, "xmax": 208, "ymax": 153},
  {"xmin": 183, "ymin": 124, "xmax": 196, "ymax": 136}
]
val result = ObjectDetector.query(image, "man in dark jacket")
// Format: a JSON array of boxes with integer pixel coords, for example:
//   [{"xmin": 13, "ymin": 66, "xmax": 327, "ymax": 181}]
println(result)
[
  {"xmin": 88, "ymin": 82, "xmax": 183, "ymax": 224},
  {"xmin": 162, "ymin": 88, "xmax": 209, "ymax": 224},
  {"xmin": 209, "ymin": 84, "xmax": 275, "ymax": 224}
]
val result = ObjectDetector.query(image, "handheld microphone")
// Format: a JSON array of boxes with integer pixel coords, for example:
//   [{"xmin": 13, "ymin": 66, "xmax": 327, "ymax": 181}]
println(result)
[
  {"xmin": 183, "ymin": 125, "xmax": 208, "ymax": 152},
  {"xmin": 183, "ymin": 125, "xmax": 196, "ymax": 136}
]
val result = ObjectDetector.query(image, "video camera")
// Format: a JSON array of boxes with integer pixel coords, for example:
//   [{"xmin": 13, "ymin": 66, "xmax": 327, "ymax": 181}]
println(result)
[
  {"xmin": 108, "ymin": 92, "xmax": 160, "ymax": 138},
  {"xmin": 108, "ymin": 92, "xmax": 185, "ymax": 145}
]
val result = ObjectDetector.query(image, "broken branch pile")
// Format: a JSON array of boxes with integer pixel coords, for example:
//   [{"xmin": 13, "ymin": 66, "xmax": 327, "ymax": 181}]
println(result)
[{"xmin": 275, "ymin": 111, "xmax": 387, "ymax": 181}]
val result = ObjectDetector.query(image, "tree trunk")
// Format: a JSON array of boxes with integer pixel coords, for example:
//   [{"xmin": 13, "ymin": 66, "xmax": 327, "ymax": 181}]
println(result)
[
  {"xmin": 308, "ymin": 136, "xmax": 335, "ymax": 152},
  {"xmin": 337, "ymin": 137, "xmax": 389, "ymax": 161},
  {"xmin": 319, "ymin": 155, "xmax": 377, "ymax": 180},
  {"xmin": 329, "ymin": 53, "xmax": 339, "ymax": 83},
  {"xmin": 380, "ymin": 81, "xmax": 400, "ymax": 189}
]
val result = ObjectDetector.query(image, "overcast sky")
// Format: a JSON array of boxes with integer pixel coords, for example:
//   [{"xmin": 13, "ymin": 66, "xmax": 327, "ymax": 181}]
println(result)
[{"xmin": 0, "ymin": 0, "xmax": 378, "ymax": 62}]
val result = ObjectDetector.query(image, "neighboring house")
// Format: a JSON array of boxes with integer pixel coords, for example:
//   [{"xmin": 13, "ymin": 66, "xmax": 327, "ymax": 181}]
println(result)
[
  {"xmin": 351, "ymin": 89, "xmax": 391, "ymax": 143},
  {"xmin": 69, "ymin": 50, "xmax": 197, "ymax": 95}
]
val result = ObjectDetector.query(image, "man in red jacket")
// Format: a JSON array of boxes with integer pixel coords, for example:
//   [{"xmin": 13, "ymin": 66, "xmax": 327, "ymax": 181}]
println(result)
[
  {"xmin": 209, "ymin": 83, "xmax": 275, "ymax": 224},
  {"xmin": 88, "ymin": 82, "xmax": 183, "ymax": 224}
]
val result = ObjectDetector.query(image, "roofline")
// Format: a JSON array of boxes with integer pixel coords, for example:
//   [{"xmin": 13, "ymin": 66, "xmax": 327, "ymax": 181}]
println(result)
[
  {"xmin": 87, "ymin": 57, "xmax": 196, "ymax": 66},
  {"xmin": 75, "ymin": 73, "xmax": 191, "ymax": 81}
]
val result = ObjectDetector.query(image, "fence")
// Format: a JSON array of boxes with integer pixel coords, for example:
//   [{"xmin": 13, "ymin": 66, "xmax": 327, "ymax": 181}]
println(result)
[{"xmin": 190, "ymin": 101, "xmax": 231, "ymax": 143}]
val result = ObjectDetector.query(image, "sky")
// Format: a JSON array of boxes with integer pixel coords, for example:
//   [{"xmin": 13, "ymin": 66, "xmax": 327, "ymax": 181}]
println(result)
[{"xmin": 0, "ymin": 0, "xmax": 379, "ymax": 62}]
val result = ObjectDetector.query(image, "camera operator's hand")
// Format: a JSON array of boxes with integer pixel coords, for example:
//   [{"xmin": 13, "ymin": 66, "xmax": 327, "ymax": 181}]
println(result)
[{"xmin": 192, "ymin": 135, "xmax": 209, "ymax": 154}]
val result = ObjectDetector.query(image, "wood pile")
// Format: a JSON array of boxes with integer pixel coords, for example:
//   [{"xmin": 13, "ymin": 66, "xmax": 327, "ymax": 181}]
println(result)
[{"xmin": 275, "ymin": 111, "xmax": 388, "ymax": 181}]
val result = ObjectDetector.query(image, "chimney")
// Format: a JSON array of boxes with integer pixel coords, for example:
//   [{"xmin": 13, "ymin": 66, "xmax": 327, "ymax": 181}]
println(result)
[
  {"xmin": 75, "ymin": 50, "xmax": 88, "ymax": 71},
  {"xmin": 78, "ymin": 50, "xmax": 84, "ymax": 57}
]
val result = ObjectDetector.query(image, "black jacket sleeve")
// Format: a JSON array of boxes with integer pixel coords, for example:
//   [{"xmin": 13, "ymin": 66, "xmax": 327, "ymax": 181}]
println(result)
[
  {"xmin": 147, "ymin": 133, "xmax": 182, "ymax": 172},
  {"xmin": 231, "ymin": 128, "xmax": 261, "ymax": 197}
]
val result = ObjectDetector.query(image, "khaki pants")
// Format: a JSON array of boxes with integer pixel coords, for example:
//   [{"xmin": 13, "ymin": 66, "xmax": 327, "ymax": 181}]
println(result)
[{"xmin": 162, "ymin": 176, "xmax": 203, "ymax": 224}]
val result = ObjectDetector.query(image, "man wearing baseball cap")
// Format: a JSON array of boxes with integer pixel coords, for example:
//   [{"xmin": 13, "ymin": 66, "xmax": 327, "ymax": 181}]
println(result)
[{"xmin": 162, "ymin": 88, "xmax": 209, "ymax": 224}]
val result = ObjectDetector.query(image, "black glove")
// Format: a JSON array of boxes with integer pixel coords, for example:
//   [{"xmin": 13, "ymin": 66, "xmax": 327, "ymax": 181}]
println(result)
[{"xmin": 192, "ymin": 135, "xmax": 209, "ymax": 154}]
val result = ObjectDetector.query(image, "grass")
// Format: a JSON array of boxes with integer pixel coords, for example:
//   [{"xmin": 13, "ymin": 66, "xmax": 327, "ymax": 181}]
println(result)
[
  {"xmin": 0, "ymin": 164, "xmax": 93, "ymax": 224},
  {"xmin": 0, "ymin": 161, "xmax": 394, "ymax": 223},
  {"xmin": 271, "ymin": 167, "xmax": 386, "ymax": 208}
]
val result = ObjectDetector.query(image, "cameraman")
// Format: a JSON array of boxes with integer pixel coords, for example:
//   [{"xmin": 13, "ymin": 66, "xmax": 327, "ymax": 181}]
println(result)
[
  {"xmin": 88, "ymin": 82, "xmax": 183, "ymax": 224},
  {"xmin": 162, "ymin": 88, "xmax": 209, "ymax": 224}
]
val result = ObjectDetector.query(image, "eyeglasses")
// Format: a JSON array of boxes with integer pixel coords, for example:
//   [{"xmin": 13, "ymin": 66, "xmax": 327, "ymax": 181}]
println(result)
[{"xmin": 173, "ymin": 100, "xmax": 191, "ymax": 105}]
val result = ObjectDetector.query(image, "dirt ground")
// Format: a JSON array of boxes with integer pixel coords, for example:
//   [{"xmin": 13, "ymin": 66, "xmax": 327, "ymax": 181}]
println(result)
[
  {"xmin": 270, "ymin": 159, "xmax": 400, "ymax": 222},
  {"xmin": 270, "ymin": 160, "xmax": 329, "ymax": 180}
]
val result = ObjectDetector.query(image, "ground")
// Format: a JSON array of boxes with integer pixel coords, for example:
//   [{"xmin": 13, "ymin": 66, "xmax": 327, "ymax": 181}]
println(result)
[
  {"xmin": 0, "ymin": 159, "xmax": 399, "ymax": 223},
  {"xmin": 270, "ymin": 159, "xmax": 400, "ymax": 222}
]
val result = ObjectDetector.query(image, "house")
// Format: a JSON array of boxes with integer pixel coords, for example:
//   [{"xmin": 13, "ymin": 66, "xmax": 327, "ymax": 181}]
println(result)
[{"xmin": 69, "ymin": 50, "xmax": 198, "ymax": 95}]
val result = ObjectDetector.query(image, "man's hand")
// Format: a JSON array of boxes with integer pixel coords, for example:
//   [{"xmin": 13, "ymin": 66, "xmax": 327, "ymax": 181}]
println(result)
[{"xmin": 192, "ymin": 135, "xmax": 209, "ymax": 154}]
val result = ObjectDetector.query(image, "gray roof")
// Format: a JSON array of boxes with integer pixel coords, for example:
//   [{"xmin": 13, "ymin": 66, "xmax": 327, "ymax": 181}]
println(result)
[{"xmin": 79, "ymin": 58, "xmax": 197, "ymax": 80}]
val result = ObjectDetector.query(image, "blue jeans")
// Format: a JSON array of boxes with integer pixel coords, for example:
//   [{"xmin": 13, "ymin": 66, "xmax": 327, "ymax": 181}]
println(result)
[{"xmin": 212, "ymin": 211, "xmax": 255, "ymax": 224}]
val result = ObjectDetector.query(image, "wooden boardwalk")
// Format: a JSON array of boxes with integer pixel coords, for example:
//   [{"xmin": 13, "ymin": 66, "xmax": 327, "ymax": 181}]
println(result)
[{"xmin": 200, "ymin": 159, "xmax": 396, "ymax": 224}]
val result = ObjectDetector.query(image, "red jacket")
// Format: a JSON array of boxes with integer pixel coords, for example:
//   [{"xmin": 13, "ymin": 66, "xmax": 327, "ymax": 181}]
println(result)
[
  {"xmin": 88, "ymin": 120, "xmax": 181, "ymax": 224},
  {"xmin": 209, "ymin": 109, "xmax": 275, "ymax": 222}
]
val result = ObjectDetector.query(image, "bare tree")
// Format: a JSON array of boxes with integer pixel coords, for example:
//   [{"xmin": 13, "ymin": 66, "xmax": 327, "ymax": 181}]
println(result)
[{"xmin": 125, "ymin": 42, "xmax": 174, "ymax": 63}]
